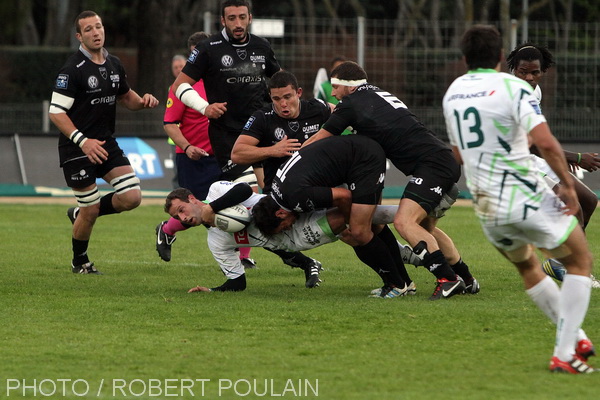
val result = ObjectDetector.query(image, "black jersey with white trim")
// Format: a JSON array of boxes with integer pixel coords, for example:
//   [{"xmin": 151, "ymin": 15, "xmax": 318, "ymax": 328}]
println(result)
[
  {"xmin": 52, "ymin": 49, "xmax": 130, "ymax": 147},
  {"xmin": 182, "ymin": 30, "xmax": 280, "ymax": 131},
  {"xmin": 322, "ymin": 83, "xmax": 450, "ymax": 176},
  {"xmin": 241, "ymin": 98, "xmax": 331, "ymax": 192}
]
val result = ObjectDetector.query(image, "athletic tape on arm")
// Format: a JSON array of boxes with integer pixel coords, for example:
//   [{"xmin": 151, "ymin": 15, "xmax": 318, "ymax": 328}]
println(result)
[{"xmin": 175, "ymin": 83, "xmax": 209, "ymax": 114}]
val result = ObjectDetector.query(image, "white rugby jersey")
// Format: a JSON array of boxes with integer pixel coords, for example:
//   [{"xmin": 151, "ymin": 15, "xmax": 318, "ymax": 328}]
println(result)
[
  {"xmin": 443, "ymin": 69, "xmax": 549, "ymax": 226},
  {"xmin": 204, "ymin": 181, "xmax": 335, "ymax": 279}
]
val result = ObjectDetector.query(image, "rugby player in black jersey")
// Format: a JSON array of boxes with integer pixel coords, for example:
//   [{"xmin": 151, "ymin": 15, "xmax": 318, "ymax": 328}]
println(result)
[
  {"xmin": 233, "ymin": 70, "xmax": 416, "ymax": 295},
  {"xmin": 231, "ymin": 70, "xmax": 334, "ymax": 193},
  {"xmin": 170, "ymin": 0, "xmax": 280, "ymax": 183},
  {"xmin": 303, "ymin": 61, "xmax": 478, "ymax": 300},
  {"xmin": 49, "ymin": 11, "xmax": 159, "ymax": 274},
  {"xmin": 252, "ymin": 135, "xmax": 412, "ymax": 298}
]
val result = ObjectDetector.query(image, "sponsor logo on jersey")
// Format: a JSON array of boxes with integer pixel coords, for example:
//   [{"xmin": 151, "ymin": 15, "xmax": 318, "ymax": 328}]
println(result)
[
  {"xmin": 274, "ymin": 127, "xmax": 285, "ymax": 140},
  {"xmin": 236, "ymin": 49, "xmax": 247, "ymax": 60},
  {"xmin": 99, "ymin": 67, "xmax": 107, "ymax": 80},
  {"xmin": 87, "ymin": 75, "xmax": 99, "ymax": 89},
  {"xmin": 410, "ymin": 176, "xmax": 423, "ymax": 185},
  {"xmin": 110, "ymin": 74, "xmax": 120, "ymax": 83},
  {"xmin": 529, "ymin": 100, "xmax": 542, "ymax": 115},
  {"xmin": 221, "ymin": 54, "xmax": 234, "ymax": 67},
  {"xmin": 166, "ymin": 98, "xmax": 174, "ymax": 108},
  {"xmin": 76, "ymin": 60, "xmax": 85, "ymax": 68},
  {"xmin": 91, "ymin": 95, "xmax": 116, "ymax": 105},
  {"xmin": 243, "ymin": 116, "xmax": 255, "ymax": 130},
  {"xmin": 226, "ymin": 75, "xmax": 264, "ymax": 84},
  {"xmin": 288, "ymin": 121, "xmax": 299, "ymax": 132},
  {"xmin": 188, "ymin": 48, "xmax": 199, "ymax": 63},
  {"xmin": 271, "ymin": 182, "xmax": 282, "ymax": 199},
  {"xmin": 301, "ymin": 124, "xmax": 319, "ymax": 134},
  {"xmin": 446, "ymin": 91, "xmax": 488, "ymax": 101},
  {"xmin": 234, "ymin": 229, "xmax": 250, "ymax": 245},
  {"xmin": 56, "ymin": 74, "xmax": 69, "ymax": 89},
  {"xmin": 250, "ymin": 55, "xmax": 265, "ymax": 63},
  {"xmin": 302, "ymin": 225, "xmax": 323, "ymax": 246}
]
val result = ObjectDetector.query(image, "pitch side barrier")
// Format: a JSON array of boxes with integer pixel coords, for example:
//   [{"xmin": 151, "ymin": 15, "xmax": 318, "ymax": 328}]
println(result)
[{"xmin": 1, "ymin": 131, "xmax": 599, "ymax": 199}]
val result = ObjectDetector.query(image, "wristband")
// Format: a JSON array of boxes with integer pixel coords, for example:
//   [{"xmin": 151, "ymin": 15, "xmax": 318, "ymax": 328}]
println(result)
[
  {"xmin": 184, "ymin": 144, "xmax": 192, "ymax": 153},
  {"xmin": 577, "ymin": 153, "xmax": 582, "ymax": 164},
  {"xmin": 69, "ymin": 129, "xmax": 88, "ymax": 148}
]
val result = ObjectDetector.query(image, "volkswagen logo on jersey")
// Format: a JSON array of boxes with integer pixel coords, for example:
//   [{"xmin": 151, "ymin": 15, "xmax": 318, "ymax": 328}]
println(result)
[
  {"xmin": 274, "ymin": 127, "xmax": 285, "ymax": 141},
  {"xmin": 221, "ymin": 55, "xmax": 234, "ymax": 67},
  {"xmin": 236, "ymin": 49, "xmax": 247, "ymax": 60},
  {"xmin": 288, "ymin": 121, "xmax": 299, "ymax": 132},
  {"xmin": 87, "ymin": 75, "xmax": 99, "ymax": 89}
]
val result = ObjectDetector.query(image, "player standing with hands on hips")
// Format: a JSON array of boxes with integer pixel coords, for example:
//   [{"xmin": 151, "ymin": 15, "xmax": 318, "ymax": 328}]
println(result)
[
  {"xmin": 49, "ymin": 10, "xmax": 159, "ymax": 274},
  {"xmin": 443, "ymin": 25, "xmax": 595, "ymax": 374}
]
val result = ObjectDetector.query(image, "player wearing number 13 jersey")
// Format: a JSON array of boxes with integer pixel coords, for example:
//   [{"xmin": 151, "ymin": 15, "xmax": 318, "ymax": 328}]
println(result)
[{"xmin": 303, "ymin": 61, "xmax": 478, "ymax": 300}]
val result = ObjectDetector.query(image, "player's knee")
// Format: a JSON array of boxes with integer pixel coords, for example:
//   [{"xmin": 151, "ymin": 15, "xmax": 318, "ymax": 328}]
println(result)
[
  {"xmin": 349, "ymin": 225, "xmax": 373, "ymax": 246},
  {"xmin": 109, "ymin": 173, "xmax": 141, "ymax": 210}
]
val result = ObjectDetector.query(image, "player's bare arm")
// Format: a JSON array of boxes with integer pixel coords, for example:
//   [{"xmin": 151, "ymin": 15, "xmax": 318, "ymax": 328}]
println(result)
[
  {"xmin": 49, "ymin": 112, "xmax": 108, "ymax": 164},
  {"xmin": 231, "ymin": 135, "xmax": 301, "ymax": 164},
  {"xmin": 117, "ymin": 89, "xmax": 158, "ymax": 110}
]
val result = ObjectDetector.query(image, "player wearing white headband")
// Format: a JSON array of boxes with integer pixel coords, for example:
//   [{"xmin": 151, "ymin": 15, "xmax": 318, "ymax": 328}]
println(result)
[{"xmin": 303, "ymin": 61, "xmax": 478, "ymax": 300}]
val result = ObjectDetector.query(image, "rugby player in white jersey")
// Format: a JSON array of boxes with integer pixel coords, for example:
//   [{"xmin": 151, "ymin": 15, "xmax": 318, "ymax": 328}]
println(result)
[{"xmin": 443, "ymin": 25, "xmax": 595, "ymax": 374}]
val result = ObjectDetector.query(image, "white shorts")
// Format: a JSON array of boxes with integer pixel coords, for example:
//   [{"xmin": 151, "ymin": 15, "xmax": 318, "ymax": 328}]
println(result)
[
  {"xmin": 207, "ymin": 210, "xmax": 336, "ymax": 279},
  {"xmin": 481, "ymin": 191, "xmax": 578, "ymax": 252}
]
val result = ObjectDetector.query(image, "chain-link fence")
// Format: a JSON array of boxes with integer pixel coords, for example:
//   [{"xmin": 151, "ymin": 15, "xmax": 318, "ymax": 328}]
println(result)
[{"xmin": 1, "ymin": 18, "xmax": 598, "ymax": 142}]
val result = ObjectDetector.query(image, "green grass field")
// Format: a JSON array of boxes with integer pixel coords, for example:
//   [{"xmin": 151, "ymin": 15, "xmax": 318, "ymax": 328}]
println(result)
[{"xmin": 0, "ymin": 202, "xmax": 598, "ymax": 399}]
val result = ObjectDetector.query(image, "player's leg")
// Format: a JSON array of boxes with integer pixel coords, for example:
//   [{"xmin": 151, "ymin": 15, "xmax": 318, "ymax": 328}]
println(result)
[
  {"xmin": 432, "ymin": 226, "xmax": 479, "ymax": 294},
  {"xmin": 394, "ymin": 198, "xmax": 463, "ymax": 299},
  {"xmin": 349, "ymin": 203, "xmax": 407, "ymax": 297}
]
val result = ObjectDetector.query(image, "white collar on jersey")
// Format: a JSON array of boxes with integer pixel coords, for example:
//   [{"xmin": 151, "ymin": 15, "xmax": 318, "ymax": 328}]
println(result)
[
  {"xmin": 79, "ymin": 45, "xmax": 108, "ymax": 62},
  {"xmin": 221, "ymin": 28, "xmax": 250, "ymax": 47}
]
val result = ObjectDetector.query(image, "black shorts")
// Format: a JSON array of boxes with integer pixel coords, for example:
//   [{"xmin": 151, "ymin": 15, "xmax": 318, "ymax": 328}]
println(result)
[
  {"xmin": 208, "ymin": 123, "xmax": 251, "ymax": 181},
  {"xmin": 400, "ymin": 149, "xmax": 460, "ymax": 214},
  {"xmin": 60, "ymin": 138, "xmax": 131, "ymax": 189},
  {"xmin": 274, "ymin": 135, "xmax": 385, "ymax": 212}
]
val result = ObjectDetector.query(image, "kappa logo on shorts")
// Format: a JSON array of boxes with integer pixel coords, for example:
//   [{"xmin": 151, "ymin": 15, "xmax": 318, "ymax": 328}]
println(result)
[
  {"xmin": 430, "ymin": 186, "xmax": 442, "ymax": 195},
  {"xmin": 56, "ymin": 74, "xmax": 69, "ymax": 89}
]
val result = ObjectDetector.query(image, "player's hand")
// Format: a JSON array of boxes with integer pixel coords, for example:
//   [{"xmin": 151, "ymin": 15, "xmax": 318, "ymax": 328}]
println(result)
[
  {"xmin": 577, "ymin": 152, "xmax": 600, "ymax": 172},
  {"xmin": 81, "ymin": 139, "xmax": 108, "ymax": 164},
  {"xmin": 204, "ymin": 102, "xmax": 228, "ymax": 119},
  {"xmin": 556, "ymin": 185, "xmax": 580, "ymax": 216},
  {"xmin": 185, "ymin": 145, "xmax": 209, "ymax": 160},
  {"xmin": 200, "ymin": 204, "xmax": 216, "ymax": 226},
  {"xmin": 141, "ymin": 93, "xmax": 159, "ymax": 108},
  {"xmin": 188, "ymin": 286, "xmax": 212, "ymax": 293},
  {"xmin": 272, "ymin": 136, "xmax": 301, "ymax": 157}
]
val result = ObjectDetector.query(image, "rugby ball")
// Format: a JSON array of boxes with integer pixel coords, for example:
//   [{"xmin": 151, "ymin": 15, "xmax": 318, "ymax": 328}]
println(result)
[{"xmin": 214, "ymin": 204, "xmax": 251, "ymax": 233}]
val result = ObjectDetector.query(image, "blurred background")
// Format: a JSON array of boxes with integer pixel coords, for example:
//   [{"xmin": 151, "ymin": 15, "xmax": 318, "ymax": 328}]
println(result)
[{"xmin": 1, "ymin": 0, "xmax": 599, "ymax": 194}]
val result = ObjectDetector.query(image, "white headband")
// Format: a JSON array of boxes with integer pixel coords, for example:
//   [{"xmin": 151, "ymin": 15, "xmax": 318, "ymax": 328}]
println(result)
[{"xmin": 331, "ymin": 77, "xmax": 367, "ymax": 87}]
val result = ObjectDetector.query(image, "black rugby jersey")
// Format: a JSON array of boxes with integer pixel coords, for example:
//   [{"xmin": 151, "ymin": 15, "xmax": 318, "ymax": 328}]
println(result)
[
  {"xmin": 52, "ymin": 48, "xmax": 130, "ymax": 147},
  {"xmin": 241, "ymin": 98, "xmax": 331, "ymax": 192},
  {"xmin": 322, "ymin": 84, "xmax": 450, "ymax": 176},
  {"xmin": 182, "ymin": 30, "xmax": 280, "ymax": 131}
]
